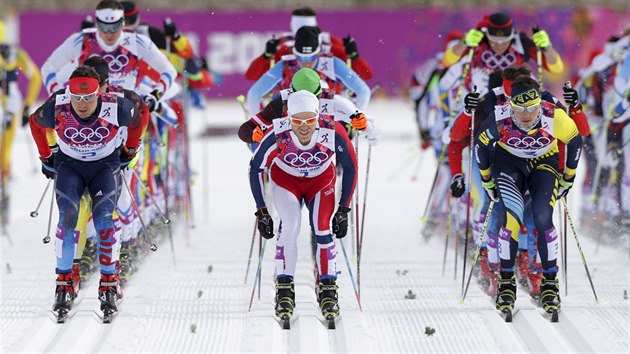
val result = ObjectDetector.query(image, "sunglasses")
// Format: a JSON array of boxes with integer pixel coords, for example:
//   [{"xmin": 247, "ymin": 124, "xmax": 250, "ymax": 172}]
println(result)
[
  {"xmin": 295, "ymin": 54, "xmax": 318, "ymax": 63},
  {"xmin": 486, "ymin": 32, "xmax": 514, "ymax": 44},
  {"xmin": 96, "ymin": 19, "xmax": 123, "ymax": 33},
  {"xmin": 511, "ymin": 103, "xmax": 540, "ymax": 113},
  {"xmin": 290, "ymin": 117, "xmax": 318, "ymax": 126},
  {"xmin": 69, "ymin": 89, "xmax": 99, "ymax": 102}
]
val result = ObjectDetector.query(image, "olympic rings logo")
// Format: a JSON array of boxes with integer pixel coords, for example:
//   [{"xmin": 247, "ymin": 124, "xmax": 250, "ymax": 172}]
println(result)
[
  {"xmin": 506, "ymin": 136, "xmax": 551, "ymax": 149},
  {"xmin": 480, "ymin": 50, "xmax": 516, "ymax": 69},
  {"xmin": 103, "ymin": 54, "xmax": 129, "ymax": 72},
  {"xmin": 283, "ymin": 151, "xmax": 329, "ymax": 167},
  {"xmin": 64, "ymin": 126, "xmax": 111, "ymax": 144}
]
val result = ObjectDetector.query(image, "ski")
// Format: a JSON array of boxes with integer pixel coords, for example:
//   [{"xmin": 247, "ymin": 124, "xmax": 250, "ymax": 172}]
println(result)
[
  {"xmin": 540, "ymin": 307, "xmax": 560, "ymax": 322},
  {"xmin": 324, "ymin": 314, "xmax": 337, "ymax": 330},
  {"xmin": 93, "ymin": 298, "xmax": 123, "ymax": 324},
  {"xmin": 48, "ymin": 297, "xmax": 83, "ymax": 324},
  {"xmin": 497, "ymin": 307, "xmax": 519, "ymax": 322},
  {"xmin": 276, "ymin": 314, "xmax": 292, "ymax": 330}
]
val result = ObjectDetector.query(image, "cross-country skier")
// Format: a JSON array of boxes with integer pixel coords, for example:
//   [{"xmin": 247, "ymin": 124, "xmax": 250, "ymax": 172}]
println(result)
[
  {"xmin": 246, "ymin": 26, "xmax": 371, "ymax": 116},
  {"xmin": 245, "ymin": 7, "xmax": 373, "ymax": 81},
  {"xmin": 248, "ymin": 90, "xmax": 357, "ymax": 326},
  {"xmin": 29, "ymin": 65, "xmax": 147, "ymax": 321},
  {"xmin": 474, "ymin": 76, "xmax": 583, "ymax": 320}
]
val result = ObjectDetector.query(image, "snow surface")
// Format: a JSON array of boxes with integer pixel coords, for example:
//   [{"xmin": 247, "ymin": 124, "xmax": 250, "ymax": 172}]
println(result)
[{"xmin": 1, "ymin": 99, "xmax": 629, "ymax": 353}]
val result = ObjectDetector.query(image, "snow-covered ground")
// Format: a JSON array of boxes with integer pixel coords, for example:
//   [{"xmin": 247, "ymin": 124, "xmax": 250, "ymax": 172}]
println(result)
[{"xmin": 1, "ymin": 99, "xmax": 628, "ymax": 353}]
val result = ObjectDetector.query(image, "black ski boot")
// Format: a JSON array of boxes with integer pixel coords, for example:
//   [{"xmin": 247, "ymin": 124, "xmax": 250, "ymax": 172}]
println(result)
[
  {"xmin": 496, "ymin": 271, "xmax": 516, "ymax": 321},
  {"xmin": 53, "ymin": 272, "xmax": 77, "ymax": 323},
  {"xmin": 98, "ymin": 273, "xmax": 122, "ymax": 323},
  {"xmin": 118, "ymin": 241, "xmax": 135, "ymax": 286},
  {"xmin": 275, "ymin": 275, "xmax": 295, "ymax": 329},
  {"xmin": 79, "ymin": 238, "xmax": 97, "ymax": 283},
  {"xmin": 318, "ymin": 277, "xmax": 339, "ymax": 328},
  {"xmin": 540, "ymin": 272, "xmax": 560, "ymax": 322}
]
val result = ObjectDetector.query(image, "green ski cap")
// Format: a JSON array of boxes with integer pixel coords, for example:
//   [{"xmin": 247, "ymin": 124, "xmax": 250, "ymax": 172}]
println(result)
[{"xmin": 291, "ymin": 68, "xmax": 322, "ymax": 96}]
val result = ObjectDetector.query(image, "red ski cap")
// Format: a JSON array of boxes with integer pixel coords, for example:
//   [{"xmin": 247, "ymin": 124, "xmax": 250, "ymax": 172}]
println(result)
[{"xmin": 69, "ymin": 77, "xmax": 100, "ymax": 94}]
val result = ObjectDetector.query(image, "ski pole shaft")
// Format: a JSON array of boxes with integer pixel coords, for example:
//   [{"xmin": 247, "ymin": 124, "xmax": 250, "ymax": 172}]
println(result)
[
  {"xmin": 31, "ymin": 179, "xmax": 53, "ymax": 218},
  {"xmin": 243, "ymin": 218, "xmax": 257, "ymax": 285},
  {"xmin": 358, "ymin": 145, "xmax": 372, "ymax": 258},
  {"xmin": 121, "ymin": 171, "xmax": 157, "ymax": 251},
  {"xmin": 152, "ymin": 112, "xmax": 180, "ymax": 129},
  {"xmin": 42, "ymin": 180, "xmax": 56, "ymax": 244},
  {"xmin": 561, "ymin": 198, "xmax": 599, "ymax": 303},
  {"xmin": 354, "ymin": 133, "xmax": 361, "ymax": 298},
  {"xmin": 248, "ymin": 239, "xmax": 267, "ymax": 311},
  {"xmin": 461, "ymin": 86, "xmax": 477, "ymax": 296},
  {"xmin": 533, "ymin": 26, "xmax": 544, "ymax": 90},
  {"xmin": 461, "ymin": 201, "xmax": 495, "ymax": 303},
  {"xmin": 339, "ymin": 239, "xmax": 362, "ymax": 311},
  {"xmin": 130, "ymin": 170, "xmax": 171, "ymax": 225},
  {"xmin": 442, "ymin": 197, "xmax": 452, "ymax": 276}
]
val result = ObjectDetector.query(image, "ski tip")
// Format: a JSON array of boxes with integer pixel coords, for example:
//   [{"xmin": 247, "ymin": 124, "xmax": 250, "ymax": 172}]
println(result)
[{"xmin": 502, "ymin": 309, "xmax": 513, "ymax": 322}]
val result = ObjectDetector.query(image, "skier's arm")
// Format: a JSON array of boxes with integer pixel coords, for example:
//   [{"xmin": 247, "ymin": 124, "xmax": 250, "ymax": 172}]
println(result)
[
  {"xmin": 41, "ymin": 33, "xmax": 83, "ymax": 94},
  {"xmin": 246, "ymin": 63, "xmax": 283, "ymax": 116},
  {"xmin": 335, "ymin": 122, "xmax": 357, "ymax": 208},
  {"xmin": 522, "ymin": 33, "xmax": 564, "ymax": 75},
  {"xmin": 136, "ymin": 34, "xmax": 177, "ymax": 94},
  {"xmin": 333, "ymin": 57, "xmax": 371, "ymax": 110},
  {"xmin": 474, "ymin": 117, "xmax": 499, "ymax": 181},
  {"xmin": 553, "ymin": 109, "xmax": 581, "ymax": 176},
  {"xmin": 29, "ymin": 100, "xmax": 56, "ymax": 158},
  {"xmin": 121, "ymin": 91, "xmax": 150, "ymax": 149},
  {"xmin": 238, "ymin": 98, "xmax": 284, "ymax": 144},
  {"xmin": 249, "ymin": 133, "xmax": 277, "ymax": 209}
]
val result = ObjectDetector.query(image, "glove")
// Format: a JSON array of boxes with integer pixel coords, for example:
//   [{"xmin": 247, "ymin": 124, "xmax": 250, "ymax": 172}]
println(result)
[
  {"xmin": 343, "ymin": 35, "xmax": 359, "ymax": 59},
  {"xmin": 464, "ymin": 92, "xmax": 480, "ymax": 114},
  {"xmin": 264, "ymin": 37, "xmax": 279, "ymax": 58},
  {"xmin": 481, "ymin": 178, "xmax": 500, "ymax": 202},
  {"xmin": 21, "ymin": 106, "xmax": 30, "ymax": 127},
  {"xmin": 40, "ymin": 154, "xmax": 55, "ymax": 179},
  {"xmin": 120, "ymin": 146, "xmax": 137, "ymax": 169},
  {"xmin": 464, "ymin": 29, "xmax": 484, "ymax": 47},
  {"xmin": 450, "ymin": 173, "xmax": 466, "ymax": 198},
  {"xmin": 163, "ymin": 18, "xmax": 180, "ymax": 40},
  {"xmin": 532, "ymin": 30, "xmax": 551, "ymax": 50},
  {"xmin": 255, "ymin": 207, "xmax": 275, "ymax": 239},
  {"xmin": 252, "ymin": 126, "xmax": 264, "ymax": 143},
  {"xmin": 563, "ymin": 86, "xmax": 579, "ymax": 108},
  {"xmin": 558, "ymin": 175, "xmax": 575, "ymax": 198},
  {"xmin": 144, "ymin": 89, "xmax": 163, "ymax": 113},
  {"xmin": 365, "ymin": 128, "xmax": 379, "ymax": 146},
  {"xmin": 420, "ymin": 129, "xmax": 432, "ymax": 150},
  {"xmin": 611, "ymin": 47, "xmax": 628, "ymax": 63},
  {"xmin": 350, "ymin": 112, "xmax": 368, "ymax": 131},
  {"xmin": 80, "ymin": 15, "xmax": 94, "ymax": 30},
  {"xmin": 332, "ymin": 206, "xmax": 351, "ymax": 238}
]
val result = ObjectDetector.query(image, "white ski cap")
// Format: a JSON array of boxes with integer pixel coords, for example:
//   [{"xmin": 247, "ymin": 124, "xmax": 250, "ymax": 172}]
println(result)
[
  {"xmin": 288, "ymin": 90, "xmax": 319, "ymax": 116},
  {"xmin": 96, "ymin": 8, "xmax": 124, "ymax": 23},
  {"xmin": 290, "ymin": 15, "xmax": 317, "ymax": 35}
]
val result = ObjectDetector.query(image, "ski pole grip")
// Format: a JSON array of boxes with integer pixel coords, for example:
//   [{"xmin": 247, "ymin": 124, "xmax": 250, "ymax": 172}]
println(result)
[
  {"xmin": 564, "ymin": 81, "xmax": 572, "ymax": 90},
  {"xmin": 532, "ymin": 26, "xmax": 540, "ymax": 34}
]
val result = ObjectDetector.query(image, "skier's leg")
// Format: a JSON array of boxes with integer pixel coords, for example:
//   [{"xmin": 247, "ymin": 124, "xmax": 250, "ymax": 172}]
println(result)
[{"xmin": 270, "ymin": 176, "xmax": 302, "ymax": 279}]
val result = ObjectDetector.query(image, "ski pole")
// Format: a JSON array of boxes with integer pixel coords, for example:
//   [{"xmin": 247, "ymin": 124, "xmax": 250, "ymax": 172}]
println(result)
[
  {"xmin": 358, "ymin": 144, "xmax": 372, "ymax": 258},
  {"xmin": 42, "ymin": 179, "xmax": 56, "ymax": 244},
  {"xmin": 533, "ymin": 26, "xmax": 544, "ymax": 90},
  {"xmin": 120, "ymin": 171, "xmax": 157, "ymax": 252},
  {"xmin": 339, "ymin": 238, "xmax": 362, "ymax": 311},
  {"xmin": 460, "ymin": 200, "xmax": 495, "ymax": 303},
  {"xmin": 243, "ymin": 218, "xmax": 257, "ymax": 285},
  {"xmin": 152, "ymin": 112, "xmax": 180, "ymax": 129},
  {"xmin": 461, "ymin": 86, "xmax": 477, "ymax": 296},
  {"xmin": 130, "ymin": 170, "xmax": 171, "ymax": 225},
  {"xmin": 353, "ymin": 132, "xmax": 361, "ymax": 298},
  {"xmin": 387, "ymin": 147, "xmax": 420, "ymax": 182},
  {"xmin": 441, "ymin": 196, "xmax": 452, "ymax": 276},
  {"xmin": 30, "ymin": 179, "xmax": 53, "ymax": 218},
  {"xmin": 236, "ymin": 95, "xmax": 249, "ymax": 118},
  {"xmin": 561, "ymin": 198, "xmax": 599, "ymax": 303},
  {"xmin": 248, "ymin": 238, "xmax": 267, "ymax": 311}
]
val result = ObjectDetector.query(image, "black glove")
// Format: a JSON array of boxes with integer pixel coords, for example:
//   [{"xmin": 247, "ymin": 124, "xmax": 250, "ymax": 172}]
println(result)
[
  {"xmin": 481, "ymin": 178, "xmax": 500, "ymax": 202},
  {"xmin": 144, "ymin": 89, "xmax": 163, "ymax": 113},
  {"xmin": 264, "ymin": 37, "xmax": 279, "ymax": 58},
  {"xmin": 450, "ymin": 173, "xmax": 466, "ymax": 198},
  {"xmin": 21, "ymin": 106, "xmax": 30, "ymax": 127},
  {"xmin": 343, "ymin": 35, "xmax": 359, "ymax": 59},
  {"xmin": 255, "ymin": 208, "xmax": 274, "ymax": 239},
  {"xmin": 163, "ymin": 18, "xmax": 180, "ymax": 40},
  {"xmin": 563, "ymin": 86, "xmax": 579, "ymax": 108},
  {"xmin": 120, "ymin": 147, "xmax": 137, "ymax": 169},
  {"xmin": 332, "ymin": 206, "xmax": 351, "ymax": 238},
  {"xmin": 40, "ymin": 154, "xmax": 55, "ymax": 179},
  {"xmin": 558, "ymin": 175, "xmax": 575, "ymax": 198},
  {"xmin": 80, "ymin": 15, "xmax": 94, "ymax": 30},
  {"xmin": 464, "ymin": 92, "xmax": 480, "ymax": 114}
]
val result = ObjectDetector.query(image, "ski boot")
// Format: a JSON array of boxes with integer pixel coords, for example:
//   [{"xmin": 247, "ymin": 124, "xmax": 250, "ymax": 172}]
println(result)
[
  {"xmin": 274, "ymin": 275, "xmax": 295, "ymax": 329},
  {"xmin": 98, "ymin": 273, "xmax": 122, "ymax": 323},
  {"xmin": 540, "ymin": 272, "xmax": 560, "ymax": 322},
  {"xmin": 318, "ymin": 277, "xmax": 339, "ymax": 329},
  {"xmin": 53, "ymin": 272, "xmax": 77, "ymax": 323},
  {"xmin": 79, "ymin": 238, "xmax": 97, "ymax": 282},
  {"xmin": 71, "ymin": 262, "xmax": 81, "ymax": 294},
  {"xmin": 118, "ymin": 241, "xmax": 135, "ymax": 286},
  {"xmin": 477, "ymin": 248, "xmax": 498, "ymax": 296},
  {"xmin": 496, "ymin": 271, "xmax": 516, "ymax": 322}
]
